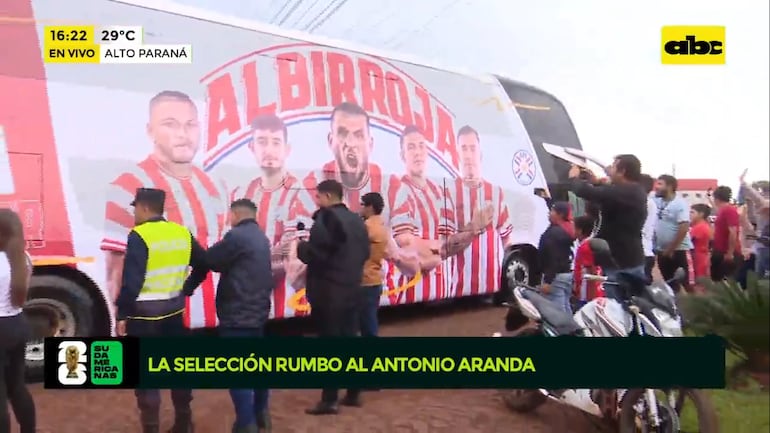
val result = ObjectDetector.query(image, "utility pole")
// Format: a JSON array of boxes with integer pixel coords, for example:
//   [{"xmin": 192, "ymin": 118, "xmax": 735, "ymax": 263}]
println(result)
[{"xmin": 672, "ymin": 163, "xmax": 676, "ymax": 177}]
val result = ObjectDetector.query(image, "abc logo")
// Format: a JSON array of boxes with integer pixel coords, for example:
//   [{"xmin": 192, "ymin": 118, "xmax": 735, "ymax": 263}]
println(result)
[
  {"xmin": 661, "ymin": 26, "xmax": 725, "ymax": 65},
  {"xmin": 57, "ymin": 341, "xmax": 88, "ymax": 386}
]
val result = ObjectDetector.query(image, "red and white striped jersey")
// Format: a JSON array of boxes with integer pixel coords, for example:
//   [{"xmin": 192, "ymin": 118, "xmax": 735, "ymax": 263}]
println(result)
[
  {"xmin": 100, "ymin": 156, "xmax": 226, "ymax": 328},
  {"xmin": 450, "ymin": 178, "xmax": 514, "ymax": 297},
  {"xmin": 232, "ymin": 174, "xmax": 300, "ymax": 247},
  {"xmin": 397, "ymin": 176, "xmax": 456, "ymax": 303},
  {"xmin": 296, "ymin": 162, "xmax": 417, "ymax": 307},
  {"xmin": 297, "ymin": 161, "xmax": 416, "ymax": 238},
  {"xmin": 231, "ymin": 173, "xmax": 306, "ymax": 319}
]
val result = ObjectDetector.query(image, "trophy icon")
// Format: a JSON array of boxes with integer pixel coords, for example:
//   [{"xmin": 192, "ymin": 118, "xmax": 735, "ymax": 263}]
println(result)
[{"xmin": 65, "ymin": 345, "xmax": 80, "ymax": 379}]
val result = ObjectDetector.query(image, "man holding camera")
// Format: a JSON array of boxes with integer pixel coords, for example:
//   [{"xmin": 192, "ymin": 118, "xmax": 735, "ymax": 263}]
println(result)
[{"xmin": 567, "ymin": 155, "xmax": 647, "ymax": 299}]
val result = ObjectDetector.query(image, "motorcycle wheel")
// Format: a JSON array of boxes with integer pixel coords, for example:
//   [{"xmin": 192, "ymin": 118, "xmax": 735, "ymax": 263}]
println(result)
[
  {"xmin": 618, "ymin": 388, "xmax": 719, "ymax": 433},
  {"xmin": 501, "ymin": 389, "xmax": 548, "ymax": 412}
]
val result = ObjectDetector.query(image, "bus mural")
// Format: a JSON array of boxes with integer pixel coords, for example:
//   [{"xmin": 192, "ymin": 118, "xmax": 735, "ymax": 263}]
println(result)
[{"xmin": 1, "ymin": 0, "xmax": 588, "ymax": 377}]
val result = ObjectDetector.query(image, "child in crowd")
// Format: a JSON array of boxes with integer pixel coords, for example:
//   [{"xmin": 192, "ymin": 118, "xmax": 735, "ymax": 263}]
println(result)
[
  {"xmin": 690, "ymin": 204, "xmax": 712, "ymax": 292},
  {"xmin": 572, "ymin": 216, "xmax": 604, "ymax": 309}
]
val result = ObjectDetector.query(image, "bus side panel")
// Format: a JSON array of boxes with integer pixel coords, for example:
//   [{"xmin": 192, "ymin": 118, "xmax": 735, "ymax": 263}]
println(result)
[
  {"xmin": 29, "ymin": 0, "xmax": 548, "ymax": 320},
  {"xmin": 0, "ymin": 0, "xmax": 74, "ymax": 257}
]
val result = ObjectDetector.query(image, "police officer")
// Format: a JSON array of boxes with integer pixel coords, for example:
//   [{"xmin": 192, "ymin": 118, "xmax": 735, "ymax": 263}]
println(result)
[{"xmin": 114, "ymin": 188, "xmax": 208, "ymax": 433}]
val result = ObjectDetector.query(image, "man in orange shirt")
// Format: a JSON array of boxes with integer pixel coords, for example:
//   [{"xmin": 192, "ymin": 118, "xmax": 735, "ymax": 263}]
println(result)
[{"xmin": 359, "ymin": 192, "xmax": 388, "ymax": 338}]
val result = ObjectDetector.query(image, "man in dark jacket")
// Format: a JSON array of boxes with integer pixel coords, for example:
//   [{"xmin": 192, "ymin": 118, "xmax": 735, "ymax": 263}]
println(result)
[
  {"xmin": 537, "ymin": 202, "xmax": 575, "ymax": 313},
  {"xmin": 184, "ymin": 198, "xmax": 274, "ymax": 433},
  {"xmin": 297, "ymin": 179, "xmax": 370, "ymax": 415},
  {"xmin": 567, "ymin": 155, "xmax": 647, "ymax": 299}
]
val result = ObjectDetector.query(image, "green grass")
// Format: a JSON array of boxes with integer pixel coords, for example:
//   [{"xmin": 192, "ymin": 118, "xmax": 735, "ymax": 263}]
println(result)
[{"xmin": 679, "ymin": 352, "xmax": 769, "ymax": 432}]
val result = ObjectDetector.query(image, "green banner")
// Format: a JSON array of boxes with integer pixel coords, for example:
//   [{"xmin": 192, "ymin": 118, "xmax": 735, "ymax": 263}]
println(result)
[{"xmin": 135, "ymin": 336, "xmax": 724, "ymax": 389}]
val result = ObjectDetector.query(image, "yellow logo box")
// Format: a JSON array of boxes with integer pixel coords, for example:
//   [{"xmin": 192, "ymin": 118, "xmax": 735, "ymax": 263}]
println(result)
[{"xmin": 661, "ymin": 26, "xmax": 725, "ymax": 65}]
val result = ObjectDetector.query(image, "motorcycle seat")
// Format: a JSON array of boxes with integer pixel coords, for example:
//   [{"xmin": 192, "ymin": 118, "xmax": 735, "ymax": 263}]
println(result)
[{"xmin": 522, "ymin": 290, "xmax": 583, "ymax": 335}]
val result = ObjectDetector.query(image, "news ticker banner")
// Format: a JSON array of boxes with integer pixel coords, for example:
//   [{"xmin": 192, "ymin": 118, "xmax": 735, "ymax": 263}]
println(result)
[
  {"xmin": 43, "ymin": 25, "xmax": 191, "ymax": 64},
  {"xmin": 44, "ymin": 336, "xmax": 726, "ymax": 390}
]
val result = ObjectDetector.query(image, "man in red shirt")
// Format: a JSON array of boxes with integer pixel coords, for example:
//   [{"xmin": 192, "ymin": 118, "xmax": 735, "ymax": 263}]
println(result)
[
  {"xmin": 711, "ymin": 186, "xmax": 743, "ymax": 282},
  {"xmin": 689, "ymin": 204, "xmax": 712, "ymax": 283},
  {"xmin": 572, "ymin": 216, "xmax": 603, "ymax": 308}
]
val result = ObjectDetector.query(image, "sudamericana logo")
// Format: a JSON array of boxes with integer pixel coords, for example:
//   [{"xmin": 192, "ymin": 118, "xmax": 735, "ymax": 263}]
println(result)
[
  {"xmin": 57, "ymin": 340, "xmax": 88, "ymax": 386},
  {"xmin": 661, "ymin": 26, "xmax": 725, "ymax": 65}
]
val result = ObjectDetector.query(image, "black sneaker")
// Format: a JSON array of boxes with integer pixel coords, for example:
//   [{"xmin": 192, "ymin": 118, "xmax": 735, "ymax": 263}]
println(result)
[
  {"xmin": 167, "ymin": 420, "xmax": 194, "ymax": 433},
  {"xmin": 305, "ymin": 401, "xmax": 339, "ymax": 415},
  {"xmin": 340, "ymin": 393, "xmax": 362, "ymax": 407},
  {"xmin": 231, "ymin": 424, "xmax": 259, "ymax": 433},
  {"xmin": 255, "ymin": 409, "xmax": 272, "ymax": 433}
]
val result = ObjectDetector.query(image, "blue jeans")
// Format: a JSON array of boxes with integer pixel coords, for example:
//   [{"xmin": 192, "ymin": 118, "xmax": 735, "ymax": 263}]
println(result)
[
  {"xmin": 218, "ymin": 327, "xmax": 269, "ymax": 428},
  {"xmin": 604, "ymin": 265, "xmax": 646, "ymax": 301},
  {"xmin": 543, "ymin": 273, "xmax": 573, "ymax": 314},
  {"xmin": 359, "ymin": 285, "xmax": 382, "ymax": 337},
  {"xmin": 756, "ymin": 247, "xmax": 769, "ymax": 279}
]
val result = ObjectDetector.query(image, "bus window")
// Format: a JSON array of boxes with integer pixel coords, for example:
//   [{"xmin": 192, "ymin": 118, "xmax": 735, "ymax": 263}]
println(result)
[{"xmin": 495, "ymin": 77, "xmax": 582, "ymax": 195}]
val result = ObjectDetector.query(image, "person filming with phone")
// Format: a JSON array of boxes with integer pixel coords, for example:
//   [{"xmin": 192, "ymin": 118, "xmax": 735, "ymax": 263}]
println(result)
[{"xmin": 567, "ymin": 155, "xmax": 647, "ymax": 299}]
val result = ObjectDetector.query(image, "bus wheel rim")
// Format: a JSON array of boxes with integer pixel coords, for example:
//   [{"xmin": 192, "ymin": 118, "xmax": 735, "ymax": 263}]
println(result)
[
  {"xmin": 23, "ymin": 298, "xmax": 77, "ymax": 362},
  {"xmin": 506, "ymin": 259, "xmax": 529, "ymax": 286}
]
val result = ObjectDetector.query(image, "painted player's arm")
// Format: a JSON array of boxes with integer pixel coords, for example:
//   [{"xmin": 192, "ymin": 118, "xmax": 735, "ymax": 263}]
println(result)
[
  {"xmin": 411, "ymin": 191, "xmax": 456, "ymax": 269},
  {"xmin": 114, "ymin": 231, "xmax": 148, "ymax": 321},
  {"xmin": 101, "ymin": 181, "xmax": 136, "ymax": 303},
  {"xmin": 218, "ymin": 179, "xmax": 231, "ymax": 236},
  {"xmin": 388, "ymin": 189, "xmax": 422, "ymax": 276},
  {"xmin": 284, "ymin": 233, "xmax": 307, "ymax": 291},
  {"xmin": 428, "ymin": 187, "xmax": 469, "ymax": 260},
  {"xmin": 182, "ymin": 234, "xmax": 211, "ymax": 296},
  {"xmin": 496, "ymin": 192, "xmax": 515, "ymax": 248},
  {"xmin": 388, "ymin": 194, "xmax": 438, "ymax": 271},
  {"xmin": 0, "ymin": 209, "xmax": 30, "ymax": 307},
  {"xmin": 387, "ymin": 234, "xmax": 420, "ymax": 276},
  {"xmin": 283, "ymin": 189, "xmax": 316, "ymax": 289},
  {"xmin": 441, "ymin": 201, "xmax": 495, "ymax": 257}
]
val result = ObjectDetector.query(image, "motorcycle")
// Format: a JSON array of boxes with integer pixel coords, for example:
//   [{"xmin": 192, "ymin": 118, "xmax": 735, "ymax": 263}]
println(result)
[{"xmin": 496, "ymin": 238, "xmax": 719, "ymax": 433}]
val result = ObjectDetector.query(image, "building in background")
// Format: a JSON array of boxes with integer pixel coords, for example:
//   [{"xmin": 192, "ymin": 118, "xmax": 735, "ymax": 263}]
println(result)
[{"xmin": 677, "ymin": 179, "xmax": 718, "ymax": 206}]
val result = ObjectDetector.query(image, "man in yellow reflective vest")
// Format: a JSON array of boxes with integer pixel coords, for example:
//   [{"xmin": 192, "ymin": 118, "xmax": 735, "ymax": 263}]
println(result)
[{"xmin": 114, "ymin": 188, "xmax": 208, "ymax": 433}]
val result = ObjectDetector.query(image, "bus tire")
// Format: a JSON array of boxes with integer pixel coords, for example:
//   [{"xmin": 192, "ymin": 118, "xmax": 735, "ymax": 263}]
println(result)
[
  {"xmin": 23, "ymin": 275, "xmax": 94, "ymax": 381},
  {"xmin": 495, "ymin": 250, "xmax": 533, "ymax": 304}
]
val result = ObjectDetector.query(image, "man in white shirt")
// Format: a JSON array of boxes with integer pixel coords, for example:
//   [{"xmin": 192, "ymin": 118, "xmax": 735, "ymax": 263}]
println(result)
[
  {"xmin": 0, "ymin": 209, "xmax": 36, "ymax": 433},
  {"xmin": 640, "ymin": 175, "xmax": 658, "ymax": 283}
]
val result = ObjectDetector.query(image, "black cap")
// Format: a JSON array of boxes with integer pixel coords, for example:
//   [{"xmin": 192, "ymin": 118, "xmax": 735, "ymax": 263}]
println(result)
[
  {"xmin": 130, "ymin": 188, "xmax": 166, "ymax": 208},
  {"xmin": 551, "ymin": 201, "xmax": 571, "ymax": 220}
]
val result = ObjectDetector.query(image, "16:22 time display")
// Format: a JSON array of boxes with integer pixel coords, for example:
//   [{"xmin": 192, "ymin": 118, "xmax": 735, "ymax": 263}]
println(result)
[{"xmin": 49, "ymin": 29, "xmax": 88, "ymax": 42}]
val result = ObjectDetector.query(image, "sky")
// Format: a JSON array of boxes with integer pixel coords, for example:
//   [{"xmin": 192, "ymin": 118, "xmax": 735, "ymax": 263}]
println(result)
[{"xmin": 174, "ymin": 0, "xmax": 769, "ymax": 187}]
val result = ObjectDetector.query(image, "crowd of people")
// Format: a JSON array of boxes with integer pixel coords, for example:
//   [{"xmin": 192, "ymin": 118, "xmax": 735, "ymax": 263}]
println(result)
[
  {"xmin": 1, "ymin": 181, "xmax": 391, "ymax": 433},
  {"xmin": 535, "ymin": 155, "xmax": 770, "ymax": 314},
  {"xmin": 1, "ymin": 153, "xmax": 767, "ymax": 433}
]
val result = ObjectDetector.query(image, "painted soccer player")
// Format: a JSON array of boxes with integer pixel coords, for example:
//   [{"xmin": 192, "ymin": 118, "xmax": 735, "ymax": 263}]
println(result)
[
  {"xmin": 101, "ymin": 90, "xmax": 226, "ymax": 329},
  {"xmin": 232, "ymin": 113, "xmax": 307, "ymax": 318},
  {"xmin": 397, "ymin": 125, "xmax": 495, "ymax": 301},
  {"xmin": 450, "ymin": 125, "xmax": 514, "ymax": 297},
  {"xmin": 286, "ymin": 102, "xmax": 420, "ymax": 292}
]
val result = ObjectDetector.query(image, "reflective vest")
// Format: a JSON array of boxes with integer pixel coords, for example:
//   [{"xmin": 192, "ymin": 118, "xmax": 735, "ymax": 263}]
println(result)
[{"xmin": 133, "ymin": 221, "xmax": 191, "ymax": 302}]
